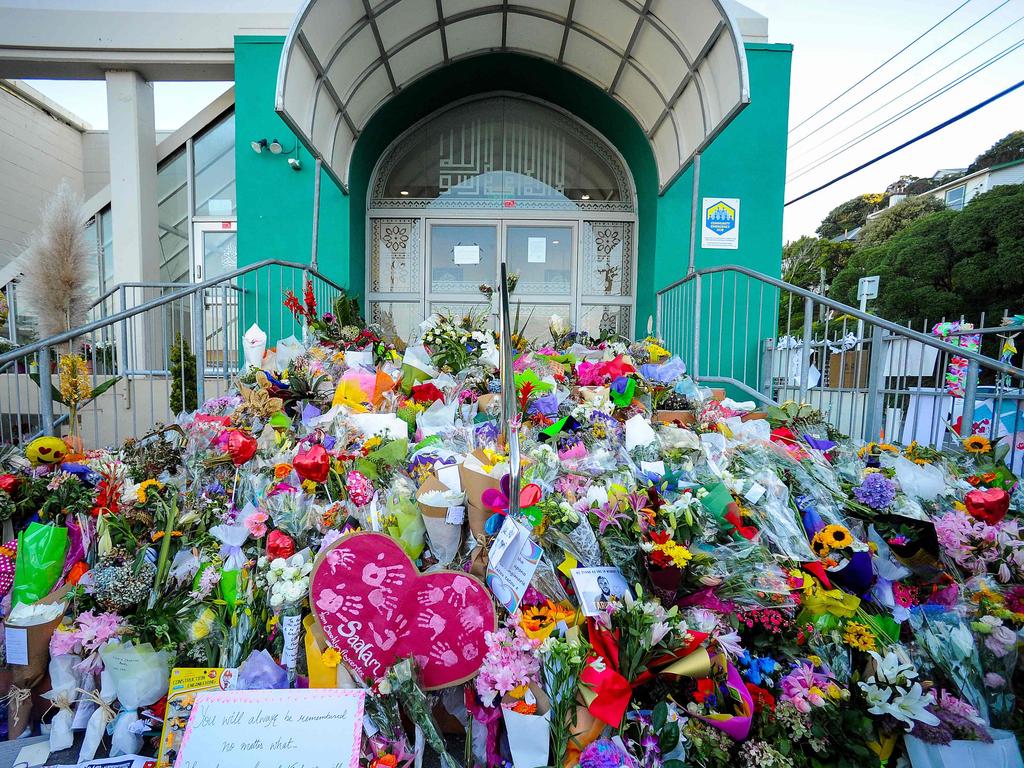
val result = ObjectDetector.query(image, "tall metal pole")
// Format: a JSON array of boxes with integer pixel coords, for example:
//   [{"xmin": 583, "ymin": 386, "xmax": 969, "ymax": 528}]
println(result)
[
  {"xmin": 687, "ymin": 152, "xmax": 702, "ymax": 274},
  {"xmin": 499, "ymin": 263, "xmax": 520, "ymax": 520},
  {"xmin": 311, "ymin": 157, "xmax": 322, "ymax": 271}
]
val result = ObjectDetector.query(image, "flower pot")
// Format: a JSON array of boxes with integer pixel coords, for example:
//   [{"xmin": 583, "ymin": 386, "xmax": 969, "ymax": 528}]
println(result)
[{"xmin": 905, "ymin": 731, "xmax": 1024, "ymax": 768}]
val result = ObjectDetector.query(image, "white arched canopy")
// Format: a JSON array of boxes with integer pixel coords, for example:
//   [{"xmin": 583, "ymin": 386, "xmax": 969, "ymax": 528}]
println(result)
[{"xmin": 276, "ymin": 0, "xmax": 750, "ymax": 193}]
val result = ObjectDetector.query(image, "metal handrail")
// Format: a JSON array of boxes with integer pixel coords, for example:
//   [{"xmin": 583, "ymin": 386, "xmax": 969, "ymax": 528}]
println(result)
[
  {"xmin": 0, "ymin": 259, "xmax": 343, "ymax": 368},
  {"xmin": 656, "ymin": 265, "xmax": 1024, "ymax": 380}
]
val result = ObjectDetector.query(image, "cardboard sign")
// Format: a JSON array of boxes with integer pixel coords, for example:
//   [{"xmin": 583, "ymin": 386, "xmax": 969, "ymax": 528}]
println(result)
[
  {"xmin": 174, "ymin": 688, "xmax": 364, "ymax": 768},
  {"xmin": 158, "ymin": 667, "xmax": 236, "ymax": 768},
  {"xmin": 310, "ymin": 532, "xmax": 495, "ymax": 689},
  {"xmin": 485, "ymin": 517, "xmax": 542, "ymax": 613}
]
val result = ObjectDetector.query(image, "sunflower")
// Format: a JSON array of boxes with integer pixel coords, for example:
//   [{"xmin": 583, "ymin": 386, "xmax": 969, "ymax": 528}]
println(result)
[
  {"xmin": 963, "ymin": 435, "xmax": 992, "ymax": 454},
  {"xmin": 822, "ymin": 524, "xmax": 853, "ymax": 549},
  {"xmin": 842, "ymin": 620, "xmax": 877, "ymax": 652},
  {"xmin": 811, "ymin": 535, "xmax": 831, "ymax": 558},
  {"xmin": 136, "ymin": 479, "xmax": 163, "ymax": 504}
]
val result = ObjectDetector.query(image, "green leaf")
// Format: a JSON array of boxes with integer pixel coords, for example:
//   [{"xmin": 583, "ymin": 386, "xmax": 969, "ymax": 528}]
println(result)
[
  {"xmin": 29, "ymin": 372, "xmax": 66, "ymax": 406},
  {"xmin": 85, "ymin": 376, "xmax": 121, "ymax": 401},
  {"xmin": 663, "ymin": 760, "xmax": 685, "ymax": 768},
  {"xmin": 651, "ymin": 701, "xmax": 668, "ymax": 731},
  {"xmin": 658, "ymin": 721, "xmax": 679, "ymax": 754}
]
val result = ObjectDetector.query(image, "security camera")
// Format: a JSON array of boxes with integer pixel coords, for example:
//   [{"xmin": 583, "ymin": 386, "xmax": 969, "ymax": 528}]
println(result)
[{"xmin": 288, "ymin": 158, "xmax": 302, "ymax": 171}]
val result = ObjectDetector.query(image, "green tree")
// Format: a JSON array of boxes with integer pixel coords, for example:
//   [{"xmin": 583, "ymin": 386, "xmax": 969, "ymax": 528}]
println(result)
[
  {"xmin": 780, "ymin": 236, "xmax": 855, "ymax": 333},
  {"xmin": 857, "ymin": 195, "xmax": 944, "ymax": 248},
  {"xmin": 947, "ymin": 184, "xmax": 1024, "ymax": 319},
  {"xmin": 815, "ymin": 193, "xmax": 888, "ymax": 239},
  {"xmin": 968, "ymin": 130, "xmax": 1024, "ymax": 173},
  {"xmin": 169, "ymin": 333, "xmax": 198, "ymax": 413},
  {"xmin": 830, "ymin": 184, "xmax": 1024, "ymax": 328}
]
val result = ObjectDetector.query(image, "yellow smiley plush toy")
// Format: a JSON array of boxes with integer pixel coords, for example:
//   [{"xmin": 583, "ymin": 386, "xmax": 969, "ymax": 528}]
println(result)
[{"xmin": 25, "ymin": 436, "xmax": 68, "ymax": 466}]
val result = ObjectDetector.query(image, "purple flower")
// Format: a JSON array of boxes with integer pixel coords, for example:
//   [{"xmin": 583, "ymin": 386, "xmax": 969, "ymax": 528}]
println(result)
[{"xmin": 853, "ymin": 472, "xmax": 896, "ymax": 509}]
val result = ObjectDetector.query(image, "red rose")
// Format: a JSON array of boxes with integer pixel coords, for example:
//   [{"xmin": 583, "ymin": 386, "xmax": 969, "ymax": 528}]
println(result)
[
  {"xmin": 745, "ymin": 682, "xmax": 776, "ymax": 712},
  {"xmin": 0, "ymin": 474, "xmax": 18, "ymax": 494},
  {"xmin": 411, "ymin": 382, "xmax": 445, "ymax": 405},
  {"xmin": 267, "ymin": 529, "xmax": 295, "ymax": 559}
]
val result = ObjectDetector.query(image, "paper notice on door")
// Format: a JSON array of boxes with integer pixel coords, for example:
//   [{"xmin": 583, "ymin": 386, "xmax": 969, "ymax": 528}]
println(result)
[
  {"xmin": 527, "ymin": 237, "xmax": 547, "ymax": 263},
  {"xmin": 453, "ymin": 245, "xmax": 480, "ymax": 264}
]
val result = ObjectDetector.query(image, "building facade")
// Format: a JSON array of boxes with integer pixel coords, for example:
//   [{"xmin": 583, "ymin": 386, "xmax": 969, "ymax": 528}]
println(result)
[{"xmin": 0, "ymin": 0, "xmax": 792, "ymax": 350}]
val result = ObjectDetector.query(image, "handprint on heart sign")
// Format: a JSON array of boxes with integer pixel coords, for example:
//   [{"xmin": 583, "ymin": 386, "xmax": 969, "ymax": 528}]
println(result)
[
  {"xmin": 315, "ymin": 587, "xmax": 363, "ymax": 618},
  {"xmin": 371, "ymin": 617, "xmax": 409, "ymax": 651},
  {"xmin": 361, "ymin": 557, "xmax": 406, "ymax": 588},
  {"xmin": 310, "ymin": 532, "xmax": 496, "ymax": 689},
  {"xmin": 417, "ymin": 609, "xmax": 447, "ymax": 640}
]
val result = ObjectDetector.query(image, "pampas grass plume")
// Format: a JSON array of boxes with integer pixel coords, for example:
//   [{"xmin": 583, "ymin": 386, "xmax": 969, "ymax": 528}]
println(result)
[{"xmin": 19, "ymin": 180, "xmax": 95, "ymax": 339}]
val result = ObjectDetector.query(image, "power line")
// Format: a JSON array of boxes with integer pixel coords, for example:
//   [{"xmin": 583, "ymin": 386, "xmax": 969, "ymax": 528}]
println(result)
[
  {"xmin": 788, "ymin": 0, "xmax": 971, "ymax": 136},
  {"xmin": 786, "ymin": 38, "xmax": 1024, "ymax": 183},
  {"xmin": 789, "ymin": 0, "xmax": 1011, "ymax": 149},
  {"xmin": 793, "ymin": 14, "xmax": 1024, "ymax": 160},
  {"xmin": 784, "ymin": 78, "xmax": 1024, "ymax": 207}
]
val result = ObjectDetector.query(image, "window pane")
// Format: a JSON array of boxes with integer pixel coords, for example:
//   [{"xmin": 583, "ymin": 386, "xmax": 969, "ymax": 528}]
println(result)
[
  {"xmin": 158, "ymin": 149, "xmax": 190, "ymax": 282},
  {"xmin": 582, "ymin": 222, "xmax": 632, "ymax": 297},
  {"xmin": 506, "ymin": 302, "xmax": 570, "ymax": 341},
  {"xmin": 194, "ymin": 112, "xmax": 236, "ymax": 217},
  {"xmin": 375, "ymin": 97, "xmax": 631, "ymax": 211},
  {"xmin": 429, "ymin": 224, "xmax": 497, "ymax": 294},
  {"xmin": 371, "ymin": 219, "xmax": 421, "ymax": 293},
  {"xmin": 944, "ymin": 186, "xmax": 965, "ymax": 211},
  {"xmin": 578, "ymin": 304, "xmax": 631, "ymax": 337},
  {"xmin": 505, "ymin": 225, "xmax": 572, "ymax": 296},
  {"xmin": 99, "ymin": 209, "xmax": 114, "ymax": 291},
  {"xmin": 371, "ymin": 301, "xmax": 422, "ymax": 341}
]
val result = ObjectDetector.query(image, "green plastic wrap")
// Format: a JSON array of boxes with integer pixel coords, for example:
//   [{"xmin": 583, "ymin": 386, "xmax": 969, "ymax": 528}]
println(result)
[{"xmin": 11, "ymin": 522, "xmax": 69, "ymax": 607}]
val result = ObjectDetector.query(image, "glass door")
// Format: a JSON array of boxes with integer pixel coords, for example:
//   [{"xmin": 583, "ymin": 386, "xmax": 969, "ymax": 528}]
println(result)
[
  {"xmin": 501, "ymin": 221, "xmax": 576, "ymax": 339},
  {"xmin": 193, "ymin": 221, "xmax": 238, "ymax": 372},
  {"xmin": 426, "ymin": 220, "xmax": 499, "ymax": 320}
]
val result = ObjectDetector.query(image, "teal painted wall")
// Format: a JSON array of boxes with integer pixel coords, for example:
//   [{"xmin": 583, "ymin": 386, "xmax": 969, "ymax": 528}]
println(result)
[
  {"xmin": 652, "ymin": 43, "xmax": 793, "ymax": 387},
  {"xmin": 233, "ymin": 36, "xmax": 350, "ymax": 341},
  {"xmin": 233, "ymin": 37, "xmax": 792, "ymax": 381}
]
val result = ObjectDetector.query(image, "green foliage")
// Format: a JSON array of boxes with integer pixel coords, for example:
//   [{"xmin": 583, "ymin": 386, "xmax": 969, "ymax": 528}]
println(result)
[
  {"xmin": 968, "ymin": 130, "xmax": 1024, "ymax": 173},
  {"xmin": 857, "ymin": 194, "xmax": 944, "ymax": 248},
  {"xmin": 780, "ymin": 237, "xmax": 855, "ymax": 333},
  {"xmin": 830, "ymin": 184, "xmax": 1024, "ymax": 328},
  {"xmin": 169, "ymin": 333, "xmax": 198, "ymax": 414},
  {"xmin": 331, "ymin": 290, "xmax": 364, "ymax": 327},
  {"xmin": 815, "ymin": 193, "xmax": 887, "ymax": 240}
]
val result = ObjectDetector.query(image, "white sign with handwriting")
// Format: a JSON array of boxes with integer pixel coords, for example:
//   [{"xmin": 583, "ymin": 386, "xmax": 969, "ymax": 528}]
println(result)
[{"xmin": 175, "ymin": 688, "xmax": 365, "ymax": 768}]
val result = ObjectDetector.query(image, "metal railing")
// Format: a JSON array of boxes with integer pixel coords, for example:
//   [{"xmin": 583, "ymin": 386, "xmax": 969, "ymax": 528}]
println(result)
[
  {"xmin": 0, "ymin": 260, "xmax": 345, "ymax": 448},
  {"xmin": 657, "ymin": 265, "xmax": 1024, "ymax": 468}
]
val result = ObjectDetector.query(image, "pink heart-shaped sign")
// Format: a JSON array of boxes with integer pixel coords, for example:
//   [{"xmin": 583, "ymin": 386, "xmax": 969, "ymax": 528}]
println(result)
[{"xmin": 310, "ymin": 532, "xmax": 496, "ymax": 690}]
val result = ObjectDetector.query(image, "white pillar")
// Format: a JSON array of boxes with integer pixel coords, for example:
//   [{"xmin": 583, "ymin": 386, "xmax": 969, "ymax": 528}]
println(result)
[
  {"xmin": 105, "ymin": 71, "xmax": 161, "ymax": 376},
  {"xmin": 105, "ymin": 70, "xmax": 159, "ymax": 285}
]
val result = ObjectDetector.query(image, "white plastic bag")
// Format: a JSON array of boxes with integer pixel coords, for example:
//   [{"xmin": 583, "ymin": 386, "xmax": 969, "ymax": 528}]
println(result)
[
  {"xmin": 42, "ymin": 654, "xmax": 81, "ymax": 753},
  {"xmin": 242, "ymin": 323, "xmax": 267, "ymax": 369}
]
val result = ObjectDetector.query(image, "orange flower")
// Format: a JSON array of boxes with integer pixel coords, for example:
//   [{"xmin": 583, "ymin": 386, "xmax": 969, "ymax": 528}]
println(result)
[
  {"xmin": 510, "ymin": 700, "xmax": 537, "ymax": 715},
  {"xmin": 274, "ymin": 463, "xmax": 293, "ymax": 480}
]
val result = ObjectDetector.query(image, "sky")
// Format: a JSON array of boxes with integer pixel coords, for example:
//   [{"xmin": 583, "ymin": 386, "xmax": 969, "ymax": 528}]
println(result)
[
  {"xmin": 23, "ymin": 0, "xmax": 1024, "ymax": 244},
  {"xmin": 23, "ymin": 80, "xmax": 232, "ymax": 132},
  {"xmin": 742, "ymin": 0, "xmax": 1024, "ymax": 243}
]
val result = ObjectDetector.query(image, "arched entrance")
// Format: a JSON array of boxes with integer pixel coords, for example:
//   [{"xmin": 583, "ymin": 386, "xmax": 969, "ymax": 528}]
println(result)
[{"xmin": 366, "ymin": 94, "xmax": 637, "ymax": 339}]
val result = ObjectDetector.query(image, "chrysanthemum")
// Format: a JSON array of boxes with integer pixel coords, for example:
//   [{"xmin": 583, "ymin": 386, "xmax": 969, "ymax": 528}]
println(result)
[{"xmin": 842, "ymin": 620, "xmax": 877, "ymax": 652}]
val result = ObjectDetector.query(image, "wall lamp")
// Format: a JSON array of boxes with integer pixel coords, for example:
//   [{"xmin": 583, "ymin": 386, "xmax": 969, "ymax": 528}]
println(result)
[
  {"xmin": 251, "ymin": 138, "xmax": 303, "ymax": 171},
  {"xmin": 250, "ymin": 138, "xmax": 295, "ymax": 155}
]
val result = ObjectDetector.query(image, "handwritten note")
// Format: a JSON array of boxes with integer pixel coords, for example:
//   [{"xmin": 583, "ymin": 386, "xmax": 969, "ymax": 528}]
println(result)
[{"xmin": 174, "ymin": 688, "xmax": 365, "ymax": 768}]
